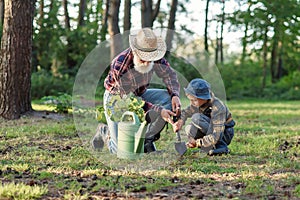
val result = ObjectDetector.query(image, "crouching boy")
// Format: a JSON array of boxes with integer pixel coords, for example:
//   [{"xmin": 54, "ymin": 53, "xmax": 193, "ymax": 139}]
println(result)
[{"xmin": 173, "ymin": 78, "xmax": 235, "ymax": 155}]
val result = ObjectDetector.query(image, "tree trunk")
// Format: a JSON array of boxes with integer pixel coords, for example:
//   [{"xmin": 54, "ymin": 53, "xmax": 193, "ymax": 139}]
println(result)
[
  {"xmin": 270, "ymin": 22, "xmax": 279, "ymax": 83},
  {"xmin": 141, "ymin": 0, "xmax": 153, "ymax": 27},
  {"xmin": 62, "ymin": 0, "xmax": 70, "ymax": 30},
  {"xmin": 108, "ymin": 0, "xmax": 122, "ymax": 60},
  {"xmin": 78, "ymin": 0, "xmax": 86, "ymax": 27},
  {"xmin": 152, "ymin": 0, "xmax": 161, "ymax": 25},
  {"xmin": 100, "ymin": 0, "xmax": 109, "ymax": 41},
  {"xmin": 165, "ymin": 0, "xmax": 177, "ymax": 58},
  {"xmin": 0, "ymin": 0, "xmax": 35, "ymax": 119},
  {"xmin": 220, "ymin": 0, "xmax": 225, "ymax": 64},
  {"xmin": 276, "ymin": 40, "xmax": 284, "ymax": 79},
  {"xmin": 63, "ymin": 0, "xmax": 76, "ymax": 73},
  {"xmin": 241, "ymin": 4, "xmax": 251, "ymax": 64},
  {"xmin": 141, "ymin": 0, "xmax": 161, "ymax": 28},
  {"xmin": 123, "ymin": 0, "xmax": 131, "ymax": 48},
  {"xmin": 262, "ymin": 26, "xmax": 268, "ymax": 89},
  {"xmin": 215, "ymin": 24, "xmax": 219, "ymax": 64},
  {"xmin": 204, "ymin": 0, "xmax": 210, "ymax": 53},
  {"xmin": 0, "ymin": 0, "xmax": 4, "ymax": 45},
  {"xmin": 0, "ymin": 0, "xmax": 4, "ymax": 26},
  {"xmin": 123, "ymin": 0, "xmax": 131, "ymax": 32},
  {"xmin": 38, "ymin": 0, "xmax": 44, "ymax": 28}
]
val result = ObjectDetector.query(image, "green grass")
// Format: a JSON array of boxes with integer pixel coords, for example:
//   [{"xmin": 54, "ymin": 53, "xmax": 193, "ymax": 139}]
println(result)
[
  {"xmin": 0, "ymin": 100, "xmax": 299, "ymax": 199},
  {"xmin": 0, "ymin": 182, "xmax": 48, "ymax": 200}
]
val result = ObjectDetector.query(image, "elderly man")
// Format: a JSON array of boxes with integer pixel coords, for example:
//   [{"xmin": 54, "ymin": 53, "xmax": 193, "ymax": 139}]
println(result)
[{"xmin": 101, "ymin": 28, "xmax": 181, "ymax": 154}]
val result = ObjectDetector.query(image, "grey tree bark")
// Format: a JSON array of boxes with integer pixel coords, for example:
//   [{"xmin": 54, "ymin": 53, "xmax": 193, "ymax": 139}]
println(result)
[{"xmin": 108, "ymin": 0, "xmax": 122, "ymax": 60}]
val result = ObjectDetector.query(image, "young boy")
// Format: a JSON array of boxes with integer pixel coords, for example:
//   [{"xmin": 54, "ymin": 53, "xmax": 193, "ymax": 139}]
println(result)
[{"xmin": 173, "ymin": 78, "xmax": 235, "ymax": 155}]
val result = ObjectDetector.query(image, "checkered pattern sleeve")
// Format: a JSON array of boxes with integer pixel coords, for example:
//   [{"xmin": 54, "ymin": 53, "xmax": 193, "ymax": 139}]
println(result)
[
  {"xmin": 199, "ymin": 98, "xmax": 228, "ymax": 147},
  {"xmin": 153, "ymin": 58, "xmax": 180, "ymax": 97}
]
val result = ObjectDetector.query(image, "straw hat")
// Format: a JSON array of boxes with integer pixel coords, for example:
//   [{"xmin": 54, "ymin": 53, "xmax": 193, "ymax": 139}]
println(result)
[{"xmin": 129, "ymin": 28, "xmax": 167, "ymax": 61}]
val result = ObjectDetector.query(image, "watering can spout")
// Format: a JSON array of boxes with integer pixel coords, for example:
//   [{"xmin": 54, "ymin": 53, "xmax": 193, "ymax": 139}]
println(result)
[{"xmin": 134, "ymin": 121, "xmax": 147, "ymax": 153}]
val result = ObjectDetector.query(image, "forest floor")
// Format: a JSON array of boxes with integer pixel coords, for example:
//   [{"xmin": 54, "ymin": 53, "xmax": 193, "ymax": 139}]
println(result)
[{"xmin": 0, "ymin": 100, "xmax": 299, "ymax": 199}]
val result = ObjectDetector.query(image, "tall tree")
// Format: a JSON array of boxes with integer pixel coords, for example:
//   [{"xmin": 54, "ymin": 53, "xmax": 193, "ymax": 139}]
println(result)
[
  {"xmin": 108, "ymin": 0, "xmax": 122, "ymax": 59},
  {"xmin": 100, "ymin": 0, "xmax": 109, "ymax": 41},
  {"xmin": 0, "ymin": 0, "xmax": 4, "ymax": 42},
  {"xmin": 123, "ymin": 0, "xmax": 131, "ymax": 32},
  {"xmin": 204, "ymin": 0, "xmax": 210, "ymax": 53},
  {"xmin": 78, "ymin": 0, "xmax": 86, "ymax": 27},
  {"xmin": 262, "ymin": 26, "xmax": 268, "ymax": 89},
  {"xmin": 0, "ymin": 0, "xmax": 35, "ymax": 119},
  {"xmin": 219, "ymin": 0, "xmax": 225, "ymax": 64},
  {"xmin": 62, "ymin": 0, "xmax": 71, "ymax": 30},
  {"xmin": 0, "ymin": 0, "xmax": 3, "ymax": 26},
  {"xmin": 123, "ymin": 0, "xmax": 131, "ymax": 48},
  {"xmin": 165, "ymin": 0, "xmax": 178, "ymax": 57},
  {"xmin": 141, "ymin": 0, "xmax": 161, "ymax": 27}
]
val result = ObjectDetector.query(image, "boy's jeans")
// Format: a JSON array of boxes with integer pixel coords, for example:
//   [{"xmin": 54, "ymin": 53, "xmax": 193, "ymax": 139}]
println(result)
[
  {"xmin": 103, "ymin": 89, "xmax": 172, "ymax": 154},
  {"xmin": 185, "ymin": 113, "xmax": 235, "ymax": 149}
]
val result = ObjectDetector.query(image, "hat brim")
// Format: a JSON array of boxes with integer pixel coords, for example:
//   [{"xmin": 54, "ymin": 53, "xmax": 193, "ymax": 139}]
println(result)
[
  {"xmin": 184, "ymin": 88, "xmax": 211, "ymax": 100},
  {"xmin": 129, "ymin": 34, "xmax": 167, "ymax": 61}
]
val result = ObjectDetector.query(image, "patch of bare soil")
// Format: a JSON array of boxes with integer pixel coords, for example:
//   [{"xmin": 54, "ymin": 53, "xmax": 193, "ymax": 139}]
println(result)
[
  {"xmin": 1, "ymin": 166, "xmax": 297, "ymax": 200},
  {"xmin": 27, "ymin": 110, "xmax": 68, "ymax": 121}
]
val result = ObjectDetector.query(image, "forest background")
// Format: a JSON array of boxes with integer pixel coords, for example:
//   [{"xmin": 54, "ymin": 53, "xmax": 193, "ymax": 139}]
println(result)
[{"xmin": 0, "ymin": 0, "xmax": 299, "ymax": 119}]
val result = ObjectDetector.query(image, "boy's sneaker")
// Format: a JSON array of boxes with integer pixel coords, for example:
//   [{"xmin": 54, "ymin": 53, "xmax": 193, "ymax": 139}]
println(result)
[{"xmin": 208, "ymin": 147, "xmax": 230, "ymax": 156}]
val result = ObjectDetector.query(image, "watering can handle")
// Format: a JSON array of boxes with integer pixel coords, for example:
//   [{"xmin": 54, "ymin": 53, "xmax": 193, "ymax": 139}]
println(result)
[{"xmin": 120, "ymin": 111, "xmax": 140, "ymax": 125}]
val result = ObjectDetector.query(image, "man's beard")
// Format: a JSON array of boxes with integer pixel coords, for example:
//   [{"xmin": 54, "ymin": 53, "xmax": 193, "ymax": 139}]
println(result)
[{"xmin": 133, "ymin": 56, "xmax": 154, "ymax": 74}]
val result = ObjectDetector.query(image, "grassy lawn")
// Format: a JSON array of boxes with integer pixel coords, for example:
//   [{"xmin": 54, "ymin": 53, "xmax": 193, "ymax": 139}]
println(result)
[{"xmin": 0, "ymin": 100, "xmax": 299, "ymax": 199}]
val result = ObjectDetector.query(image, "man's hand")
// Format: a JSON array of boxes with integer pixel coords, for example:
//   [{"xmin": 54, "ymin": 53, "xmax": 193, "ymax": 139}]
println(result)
[
  {"xmin": 173, "ymin": 119, "xmax": 184, "ymax": 132},
  {"xmin": 171, "ymin": 96, "xmax": 181, "ymax": 116},
  {"xmin": 161, "ymin": 109, "xmax": 176, "ymax": 124}
]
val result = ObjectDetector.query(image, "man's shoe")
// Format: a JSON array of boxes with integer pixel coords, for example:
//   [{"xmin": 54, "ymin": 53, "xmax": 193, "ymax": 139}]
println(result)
[
  {"xmin": 91, "ymin": 124, "xmax": 109, "ymax": 151},
  {"xmin": 144, "ymin": 141, "xmax": 157, "ymax": 153}
]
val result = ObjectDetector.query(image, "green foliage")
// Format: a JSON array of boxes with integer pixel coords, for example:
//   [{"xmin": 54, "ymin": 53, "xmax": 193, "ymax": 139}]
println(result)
[
  {"xmin": 220, "ymin": 61, "xmax": 264, "ymax": 99},
  {"xmin": 168, "ymin": 54, "xmax": 200, "ymax": 82},
  {"xmin": 41, "ymin": 93, "xmax": 72, "ymax": 114},
  {"xmin": 96, "ymin": 106, "xmax": 107, "ymax": 124},
  {"xmin": 102, "ymin": 94, "xmax": 145, "ymax": 122},
  {"xmin": 32, "ymin": 0, "xmax": 103, "ymax": 77},
  {"xmin": 263, "ymin": 71, "xmax": 300, "ymax": 100},
  {"xmin": 220, "ymin": 60, "xmax": 300, "ymax": 100},
  {"xmin": 31, "ymin": 70, "xmax": 73, "ymax": 100}
]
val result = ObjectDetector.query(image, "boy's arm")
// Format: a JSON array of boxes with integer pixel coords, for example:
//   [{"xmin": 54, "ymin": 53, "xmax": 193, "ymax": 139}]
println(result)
[{"xmin": 196, "ymin": 106, "xmax": 227, "ymax": 147}]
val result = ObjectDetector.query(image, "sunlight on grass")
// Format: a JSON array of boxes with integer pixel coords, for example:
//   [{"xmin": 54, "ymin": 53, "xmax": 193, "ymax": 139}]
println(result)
[
  {"xmin": 1, "ymin": 100, "xmax": 299, "ymax": 199},
  {"xmin": 32, "ymin": 104, "xmax": 55, "ymax": 111},
  {"xmin": 0, "ymin": 182, "xmax": 48, "ymax": 200}
]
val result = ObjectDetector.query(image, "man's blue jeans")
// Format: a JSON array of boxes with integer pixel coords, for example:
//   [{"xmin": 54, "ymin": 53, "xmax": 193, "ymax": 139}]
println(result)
[{"xmin": 103, "ymin": 89, "xmax": 172, "ymax": 154}]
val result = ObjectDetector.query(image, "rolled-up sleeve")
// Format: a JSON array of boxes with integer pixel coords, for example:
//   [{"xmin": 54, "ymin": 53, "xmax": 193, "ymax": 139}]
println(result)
[
  {"xmin": 154, "ymin": 59, "xmax": 180, "ymax": 97},
  {"xmin": 199, "ymin": 102, "xmax": 227, "ymax": 147}
]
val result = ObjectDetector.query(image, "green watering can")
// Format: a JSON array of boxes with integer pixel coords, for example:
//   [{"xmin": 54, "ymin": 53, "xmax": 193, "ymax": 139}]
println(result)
[{"xmin": 117, "ymin": 111, "xmax": 147, "ymax": 159}]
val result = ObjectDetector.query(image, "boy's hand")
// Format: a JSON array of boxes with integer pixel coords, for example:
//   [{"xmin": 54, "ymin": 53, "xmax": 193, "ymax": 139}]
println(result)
[
  {"xmin": 186, "ymin": 137, "xmax": 201, "ymax": 148},
  {"xmin": 173, "ymin": 119, "xmax": 184, "ymax": 132}
]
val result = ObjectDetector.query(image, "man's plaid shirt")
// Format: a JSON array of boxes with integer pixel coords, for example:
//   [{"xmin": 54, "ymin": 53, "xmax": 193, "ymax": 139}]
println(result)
[{"xmin": 104, "ymin": 48, "xmax": 180, "ymax": 112}]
